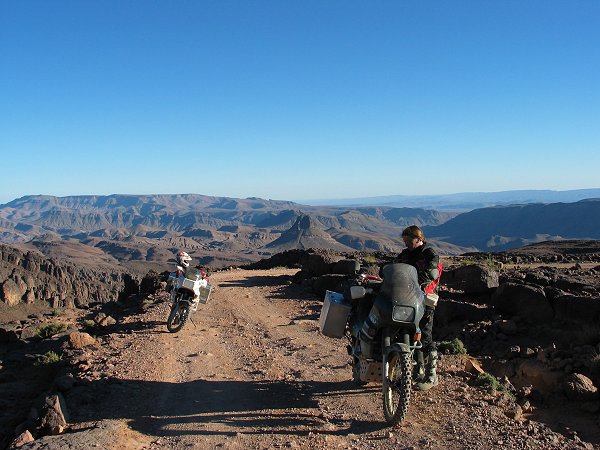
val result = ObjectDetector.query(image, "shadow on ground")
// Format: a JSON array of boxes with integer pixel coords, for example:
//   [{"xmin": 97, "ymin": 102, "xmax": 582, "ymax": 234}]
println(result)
[{"xmin": 67, "ymin": 376, "xmax": 386, "ymax": 438}]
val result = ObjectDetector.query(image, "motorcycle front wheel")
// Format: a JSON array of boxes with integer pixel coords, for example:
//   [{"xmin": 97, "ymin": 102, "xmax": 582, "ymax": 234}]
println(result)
[
  {"xmin": 382, "ymin": 350, "xmax": 412, "ymax": 426},
  {"xmin": 166, "ymin": 302, "xmax": 190, "ymax": 333}
]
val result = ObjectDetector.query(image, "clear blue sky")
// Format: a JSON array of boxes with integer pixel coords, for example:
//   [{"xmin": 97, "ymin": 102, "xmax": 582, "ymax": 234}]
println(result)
[{"xmin": 1, "ymin": 1, "xmax": 599, "ymax": 205}]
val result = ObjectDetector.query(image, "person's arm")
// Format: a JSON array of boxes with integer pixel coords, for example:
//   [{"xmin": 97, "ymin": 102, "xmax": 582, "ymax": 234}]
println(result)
[{"xmin": 418, "ymin": 248, "xmax": 440, "ymax": 287}]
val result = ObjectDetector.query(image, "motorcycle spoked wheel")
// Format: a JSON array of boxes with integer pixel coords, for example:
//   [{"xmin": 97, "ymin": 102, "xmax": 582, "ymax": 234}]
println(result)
[
  {"xmin": 166, "ymin": 302, "xmax": 190, "ymax": 333},
  {"xmin": 382, "ymin": 350, "xmax": 412, "ymax": 426}
]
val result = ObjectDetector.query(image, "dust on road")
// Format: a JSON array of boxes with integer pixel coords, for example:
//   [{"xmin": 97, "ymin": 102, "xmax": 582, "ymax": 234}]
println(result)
[{"xmin": 64, "ymin": 268, "xmax": 584, "ymax": 450}]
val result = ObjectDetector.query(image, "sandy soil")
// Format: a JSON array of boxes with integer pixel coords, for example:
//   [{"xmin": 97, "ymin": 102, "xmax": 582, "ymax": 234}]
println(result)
[{"xmin": 41, "ymin": 268, "xmax": 597, "ymax": 450}]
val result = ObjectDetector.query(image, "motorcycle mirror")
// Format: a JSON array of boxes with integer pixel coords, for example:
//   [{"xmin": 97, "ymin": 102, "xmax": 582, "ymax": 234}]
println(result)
[{"xmin": 350, "ymin": 286, "xmax": 367, "ymax": 299}]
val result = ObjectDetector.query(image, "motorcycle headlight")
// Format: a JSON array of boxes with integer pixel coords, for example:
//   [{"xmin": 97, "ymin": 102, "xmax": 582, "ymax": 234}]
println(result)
[{"xmin": 392, "ymin": 306, "xmax": 415, "ymax": 323}]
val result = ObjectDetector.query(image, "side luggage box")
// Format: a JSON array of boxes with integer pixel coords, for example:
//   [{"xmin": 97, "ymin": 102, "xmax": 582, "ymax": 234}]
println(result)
[{"xmin": 319, "ymin": 290, "xmax": 352, "ymax": 338}]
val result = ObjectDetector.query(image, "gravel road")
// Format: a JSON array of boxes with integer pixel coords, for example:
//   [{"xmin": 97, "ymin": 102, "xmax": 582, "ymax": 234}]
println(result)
[{"xmin": 32, "ymin": 268, "xmax": 593, "ymax": 450}]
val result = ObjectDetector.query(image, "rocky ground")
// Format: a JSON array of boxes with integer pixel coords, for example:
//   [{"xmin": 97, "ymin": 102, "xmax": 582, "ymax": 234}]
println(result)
[{"xmin": 2, "ymin": 261, "xmax": 599, "ymax": 449}]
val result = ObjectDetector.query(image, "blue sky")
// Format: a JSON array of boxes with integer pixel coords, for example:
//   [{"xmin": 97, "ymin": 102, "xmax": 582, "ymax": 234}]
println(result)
[{"xmin": 1, "ymin": 1, "xmax": 598, "ymax": 205}]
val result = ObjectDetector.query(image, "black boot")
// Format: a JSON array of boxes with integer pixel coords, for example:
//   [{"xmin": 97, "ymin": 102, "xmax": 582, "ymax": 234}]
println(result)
[
  {"xmin": 413, "ymin": 349, "xmax": 425, "ymax": 382},
  {"xmin": 414, "ymin": 349, "xmax": 438, "ymax": 391}
]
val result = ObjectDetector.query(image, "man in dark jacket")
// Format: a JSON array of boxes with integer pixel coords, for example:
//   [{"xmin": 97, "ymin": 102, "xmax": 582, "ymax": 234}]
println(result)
[{"xmin": 397, "ymin": 225, "xmax": 441, "ymax": 391}]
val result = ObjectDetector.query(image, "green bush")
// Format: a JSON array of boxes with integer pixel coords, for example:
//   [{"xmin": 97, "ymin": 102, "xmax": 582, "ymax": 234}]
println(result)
[
  {"xmin": 461, "ymin": 255, "xmax": 502, "ymax": 271},
  {"xmin": 475, "ymin": 372, "xmax": 502, "ymax": 390},
  {"xmin": 363, "ymin": 255, "xmax": 378, "ymax": 264},
  {"xmin": 35, "ymin": 322, "xmax": 68, "ymax": 339},
  {"xmin": 438, "ymin": 338, "xmax": 467, "ymax": 355},
  {"xmin": 35, "ymin": 351, "xmax": 62, "ymax": 366},
  {"xmin": 474, "ymin": 372, "xmax": 515, "ymax": 399}
]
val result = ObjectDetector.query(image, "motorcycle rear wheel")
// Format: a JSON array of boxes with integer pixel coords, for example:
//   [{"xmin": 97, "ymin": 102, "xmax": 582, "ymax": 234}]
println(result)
[
  {"xmin": 166, "ymin": 302, "xmax": 190, "ymax": 333},
  {"xmin": 382, "ymin": 351, "xmax": 412, "ymax": 425}
]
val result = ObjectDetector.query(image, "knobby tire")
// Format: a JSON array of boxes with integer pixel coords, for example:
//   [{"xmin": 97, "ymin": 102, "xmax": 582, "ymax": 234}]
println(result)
[
  {"xmin": 382, "ymin": 351, "xmax": 412, "ymax": 426},
  {"xmin": 167, "ymin": 302, "xmax": 190, "ymax": 333}
]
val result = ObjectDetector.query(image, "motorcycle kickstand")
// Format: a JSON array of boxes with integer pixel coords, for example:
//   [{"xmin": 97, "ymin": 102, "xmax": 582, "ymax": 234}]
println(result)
[{"xmin": 189, "ymin": 316, "xmax": 197, "ymax": 327}]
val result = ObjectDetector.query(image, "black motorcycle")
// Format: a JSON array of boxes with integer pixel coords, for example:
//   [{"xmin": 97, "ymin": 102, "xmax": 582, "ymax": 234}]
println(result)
[{"xmin": 320, "ymin": 263, "xmax": 425, "ymax": 425}]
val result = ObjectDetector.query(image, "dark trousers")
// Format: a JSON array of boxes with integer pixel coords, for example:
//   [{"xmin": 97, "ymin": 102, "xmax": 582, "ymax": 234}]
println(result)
[{"xmin": 419, "ymin": 309, "xmax": 436, "ymax": 353}]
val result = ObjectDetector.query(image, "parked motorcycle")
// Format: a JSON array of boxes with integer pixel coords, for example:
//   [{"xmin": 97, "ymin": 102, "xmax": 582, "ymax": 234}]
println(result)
[
  {"xmin": 319, "ymin": 262, "xmax": 425, "ymax": 426},
  {"xmin": 166, "ymin": 265, "xmax": 212, "ymax": 333}
]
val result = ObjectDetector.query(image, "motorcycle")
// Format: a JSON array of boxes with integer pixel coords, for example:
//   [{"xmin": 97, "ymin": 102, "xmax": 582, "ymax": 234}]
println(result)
[
  {"xmin": 166, "ymin": 265, "xmax": 212, "ymax": 333},
  {"xmin": 319, "ymin": 262, "xmax": 425, "ymax": 426}
]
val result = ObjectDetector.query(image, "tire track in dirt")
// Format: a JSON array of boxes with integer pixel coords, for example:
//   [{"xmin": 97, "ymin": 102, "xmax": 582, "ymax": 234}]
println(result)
[
  {"xmin": 130, "ymin": 268, "xmax": 402, "ymax": 449},
  {"xmin": 65, "ymin": 268, "xmax": 585, "ymax": 450}
]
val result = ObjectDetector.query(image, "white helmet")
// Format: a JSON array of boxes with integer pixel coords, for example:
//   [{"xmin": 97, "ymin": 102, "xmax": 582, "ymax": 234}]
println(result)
[{"xmin": 176, "ymin": 251, "xmax": 192, "ymax": 268}]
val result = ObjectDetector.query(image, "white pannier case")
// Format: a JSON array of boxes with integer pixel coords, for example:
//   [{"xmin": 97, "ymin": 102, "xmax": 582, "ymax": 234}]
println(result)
[
  {"xmin": 319, "ymin": 290, "xmax": 352, "ymax": 338},
  {"xmin": 179, "ymin": 268, "xmax": 210, "ymax": 303}
]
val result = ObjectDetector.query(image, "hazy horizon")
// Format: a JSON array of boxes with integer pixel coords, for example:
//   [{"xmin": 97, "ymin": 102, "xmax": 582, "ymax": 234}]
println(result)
[{"xmin": 3, "ymin": 187, "xmax": 600, "ymax": 209}]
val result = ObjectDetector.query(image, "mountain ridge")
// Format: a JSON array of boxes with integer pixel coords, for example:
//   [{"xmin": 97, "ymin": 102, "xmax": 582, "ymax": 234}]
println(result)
[
  {"xmin": 303, "ymin": 188, "xmax": 600, "ymax": 211},
  {"xmin": 1, "ymin": 192, "xmax": 599, "ymax": 268}
]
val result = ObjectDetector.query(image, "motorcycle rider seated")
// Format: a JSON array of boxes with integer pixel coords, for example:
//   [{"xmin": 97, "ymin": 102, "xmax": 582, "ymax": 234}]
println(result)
[
  {"xmin": 173, "ymin": 251, "xmax": 210, "ymax": 303},
  {"xmin": 359, "ymin": 262, "xmax": 424, "ymax": 348},
  {"xmin": 174, "ymin": 251, "xmax": 198, "ymax": 299},
  {"xmin": 396, "ymin": 225, "xmax": 441, "ymax": 391},
  {"xmin": 360, "ymin": 226, "xmax": 441, "ymax": 388}
]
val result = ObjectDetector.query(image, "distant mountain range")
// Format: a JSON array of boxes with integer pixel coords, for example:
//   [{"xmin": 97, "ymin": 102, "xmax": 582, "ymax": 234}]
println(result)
[
  {"xmin": 304, "ymin": 188, "xmax": 600, "ymax": 211},
  {"xmin": 423, "ymin": 198, "xmax": 600, "ymax": 250},
  {"xmin": 1, "ymin": 191, "xmax": 599, "ymax": 269}
]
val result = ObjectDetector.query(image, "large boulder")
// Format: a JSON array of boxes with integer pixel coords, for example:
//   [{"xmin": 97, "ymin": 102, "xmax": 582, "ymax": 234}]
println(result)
[
  {"xmin": 9, "ymin": 430, "xmax": 34, "ymax": 449},
  {"xmin": 10, "ymin": 419, "xmax": 152, "ymax": 449},
  {"xmin": 442, "ymin": 264, "xmax": 499, "ymax": 294},
  {"xmin": 551, "ymin": 295, "xmax": 600, "ymax": 325},
  {"xmin": 562, "ymin": 373, "xmax": 599, "ymax": 401},
  {"xmin": 38, "ymin": 393, "xmax": 69, "ymax": 436},
  {"xmin": 1, "ymin": 279, "xmax": 25, "ymax": 306},
  {"xmin": 299, "ymin": 252, "xmax": 340, "ymax": 277},
  {"xmin": 331, "ymin": 259, "xmax": 359, "ymax": 275},
  {"xmin": 0, "ymin": 324, "xmax": 21, "ymax": 343},
  {"xmin": 553, "ymin": 276, "xmax": 596, "ymax": 295},
  {"xmin": 68, "ymin": 331, "xmax": 98, "ymax": 349},
  {"xmin": 491, "ymin": 282, "xmax": 554, "ymax": 323},
  {"xmin": 434, "ymin": 298, "xmax": 489, "ymax": 327},
  {"xmin": 311, "ymin": 274, "xmax": 348, "ymax": 298},
  {"xmin": 515, "ymin": 359, "xmax": 563, "ymax": 393}
]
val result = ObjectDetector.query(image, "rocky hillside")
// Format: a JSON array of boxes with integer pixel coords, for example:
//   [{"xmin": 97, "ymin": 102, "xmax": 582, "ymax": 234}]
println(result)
[
  {"xmin": 0, "ymin": 245, "xmax": 142, "ymax": 309},
  {"xmin": 0, "ymin": 194, "xmax": 457, "ymax": 269},
  {"xmin": 0, "ymin": 194, "xmax": 452, "ymax": 242},
  {"xmin": 2, "ymin": 193, "xmax": 600, "ymax": 269}
]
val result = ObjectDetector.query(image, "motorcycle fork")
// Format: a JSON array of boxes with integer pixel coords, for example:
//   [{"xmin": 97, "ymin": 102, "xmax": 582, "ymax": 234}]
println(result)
[
  {"xmin": 382, "ymin": 330, "xmax": 411, "ymax": 379},
  {"xmin": 382, "ymin": 329, "xmax": 394, "ymax": 382},
  {"xmin": 181, "ymin": 301, "xmax": 197, "ymax": 328},
  {"xmin": 382, "ymin": 329, "xmax": 409, "ymax": 352}
]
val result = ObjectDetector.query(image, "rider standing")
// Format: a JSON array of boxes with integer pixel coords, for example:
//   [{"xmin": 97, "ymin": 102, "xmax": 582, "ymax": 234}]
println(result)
[{"xmin": 397, "ymin": 225, "xmax": 441, "ymax": 391}]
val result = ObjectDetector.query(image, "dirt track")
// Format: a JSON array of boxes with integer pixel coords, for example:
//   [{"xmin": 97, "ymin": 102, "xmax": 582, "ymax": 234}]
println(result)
[{"xmin": 52, "ymin": 268, "xmax": 593, "ymax": 450}]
